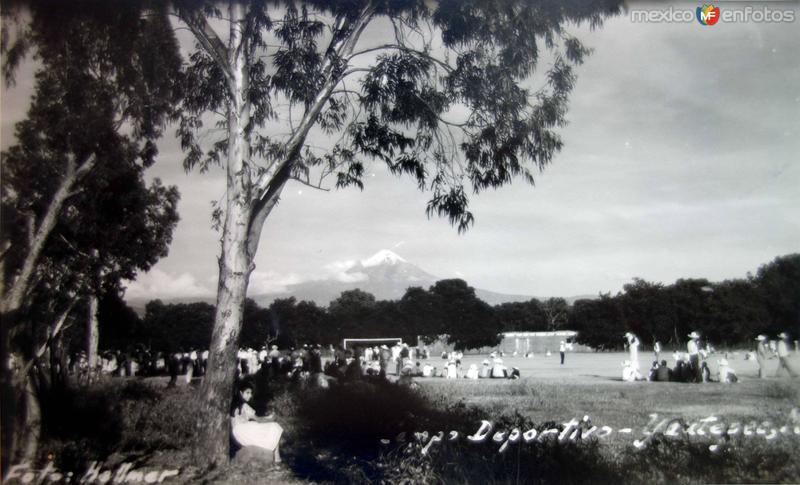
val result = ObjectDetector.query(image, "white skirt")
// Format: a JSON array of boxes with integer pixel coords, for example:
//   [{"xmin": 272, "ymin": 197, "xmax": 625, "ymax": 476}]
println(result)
[{"xmin": 232, "ymin": 421, "xmax": 283, "ymax": 451}]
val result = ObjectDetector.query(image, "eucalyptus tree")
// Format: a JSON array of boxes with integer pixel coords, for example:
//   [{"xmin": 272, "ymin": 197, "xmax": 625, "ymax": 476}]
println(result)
[
  {"xmin": 1, "ymin": 1, "xmax": 181, "ymax": 464},
  {"xmin": 0, "ymin": 1, "xmax": 181, "ymax": 322},
  {"xmin": 172, "ymin": 0, "xmax": 621, "ymax": 462}
]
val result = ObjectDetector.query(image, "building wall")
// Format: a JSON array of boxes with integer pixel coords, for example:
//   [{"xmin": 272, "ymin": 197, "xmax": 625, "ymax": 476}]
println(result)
[
  {"xmin": 420, "ymin": 331, "xmax": 593, "ymax": 356},
  {"xmin": 497, "ymin": 332, "xmax": 592, "ymax": 354}
]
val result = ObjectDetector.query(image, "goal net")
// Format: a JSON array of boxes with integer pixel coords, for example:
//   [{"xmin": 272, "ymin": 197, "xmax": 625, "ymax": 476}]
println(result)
[{"xmin": 343, "ymin": 337, "xmax": 403, "ymax": 350}]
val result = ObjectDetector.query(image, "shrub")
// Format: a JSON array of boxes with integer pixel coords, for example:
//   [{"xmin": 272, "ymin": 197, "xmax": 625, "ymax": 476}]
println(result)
[
  {"xmin": 618, "ymin": 434, "xmax": 800, "ymax": 484},
  {"xmin": 39, "ymin": 379, "xmax": 200, "ymax": 471}
]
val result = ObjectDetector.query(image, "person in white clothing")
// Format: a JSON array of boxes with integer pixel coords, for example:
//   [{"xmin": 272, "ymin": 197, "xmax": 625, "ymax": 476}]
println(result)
[
  {"xmin": 445, "ymin": 359, "xmax": 458, "ymax": 379},
  {"xmin": 717, "ymin": 358, "xmax": 738, "ymax": 383},
  {"xmin": 624, "ymin": 333, "xmax": 640, "ymax": 371},
  {"xmin": 230, "ymin": 382, "xmax": 283, "ymax": 463},
  {"xmin": 776, "ymin": 332, "xmax": 798, "ymax": 377},
  {"xmin": 755, "ymin": 334, "xmax": 769, "ymax": 378},
  {"xmin": 491, "ymin": 357, "xmax": 507, "ymax": 378},
  {"xmin": 479, "ymin": 360, "xmax": 491, "ymax": 378},
  {"xmin": 687, "ymin": 331, "xmax": 701, "ymax": 383},
  {"xmin": 622, "ymin": 360, "xmax": 641, "ymax": 382}
]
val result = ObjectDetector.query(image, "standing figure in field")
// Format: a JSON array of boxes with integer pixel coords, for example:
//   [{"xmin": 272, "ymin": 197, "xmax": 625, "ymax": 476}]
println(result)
[
  {"xmin": 687, "ymin": 331, "xmax": 701, "ymax": 383},
  {"xmin": 653, "ymin": 341, "xmax": 662, "ymax": 363},
  {"xmin": 378, "ymin": 345, "xmax": 391, "ymax": 378},
  {"xmin": 776, "ymin": 332, "xmax": 798, "ymax": 377},
  {"xmin": 755, "ymin": 334, "xmax": 769, "ymax": 379},
  {"xmin": 625, "ymin": 332, "xmax": 640, "ymax": 372},
  {"xmin": 559, "ymin": 341, "xmax": 566, "ymax": 365}
]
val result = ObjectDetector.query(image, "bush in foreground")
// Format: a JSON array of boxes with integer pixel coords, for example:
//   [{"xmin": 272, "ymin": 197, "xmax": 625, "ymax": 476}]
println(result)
[{"xmin": 31, "ymin": 377, "xmax": 800, "ymax": 484}]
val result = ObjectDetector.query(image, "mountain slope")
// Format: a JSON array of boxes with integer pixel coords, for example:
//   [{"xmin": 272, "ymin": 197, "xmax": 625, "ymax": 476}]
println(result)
[{"xmin": 127, "ymin": 250, "xmax": 597, "ymax": 313}]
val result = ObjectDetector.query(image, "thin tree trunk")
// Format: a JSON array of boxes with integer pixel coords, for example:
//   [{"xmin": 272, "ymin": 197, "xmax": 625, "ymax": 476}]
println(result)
[
  {"xmin": 0, "ymin": 155, "xmax": 95, "ymax": 317},
  {"xmin": 18, "ymin": 372, "xmax": 42, "ymax": 464},
  {"xmin": 87, "ymin": 294, "xmax": 99, "ymax": 375},
  {"xmin": 196, "ymin": 1, "xmax": 252, "ymax": 466}
]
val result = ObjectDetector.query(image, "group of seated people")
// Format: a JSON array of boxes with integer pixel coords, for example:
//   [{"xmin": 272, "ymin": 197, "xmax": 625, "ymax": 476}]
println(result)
[
  {"xmin": 393, "ymin": 355, "xmax": 521, "ymax": 380},
  {"xmin": 632, "ymin": 357, "xmax": 738, "ymax": 383}
]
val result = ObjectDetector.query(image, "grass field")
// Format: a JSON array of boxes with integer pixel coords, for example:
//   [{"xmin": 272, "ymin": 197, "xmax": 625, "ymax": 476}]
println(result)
[
  {"xmin": 25, "ymin": 351, "xmax": 800, "ymax": 484},
  {"xmin": 424, "ymin": 349, "xmax": 795, "ymax": 381},
  {"xmin": 412, "ymin": 352, "xmax": 800, "ymax": 446}
]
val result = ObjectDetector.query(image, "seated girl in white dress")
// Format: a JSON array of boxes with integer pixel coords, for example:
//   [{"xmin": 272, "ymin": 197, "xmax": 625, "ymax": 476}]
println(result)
[{"xmin": 230, "ymin": 382, "xmax": 283, "ymax": 463}]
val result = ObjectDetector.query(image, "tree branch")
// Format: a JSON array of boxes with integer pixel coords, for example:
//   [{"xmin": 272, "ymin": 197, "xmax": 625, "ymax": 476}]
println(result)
[
  {"xmin": 18, "ymin": 300, "xmax": 76, "ymax": 380},
  {"xmin": 248, "ymin": 3, "xmax": 378, "ymax": 255},
  {"xmin": 174, "ymin": 9, "xmax": 235, "ymax": 95},
  {"xmin": 347, "ymin": 44, "xmax": 454, "ymax": 74},
  {"xmin": 1, "ymin": 153, "xmax": 96, "ymax": 315},
  {"xmin": 291, "ymin": 175, "xmax": 330, "ymax": 192}
]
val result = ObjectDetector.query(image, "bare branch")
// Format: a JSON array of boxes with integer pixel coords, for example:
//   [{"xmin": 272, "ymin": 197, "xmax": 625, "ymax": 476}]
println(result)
[
  {"xmin": 331, "ymin": 88, "xmax": 362, "ymax": 98},
  {"xmin": 58, "ymin": 234, "xmax": 93, "ymax": 259},
  {"xmin": 291, "ymin": 175, "xmax": 330, "ymax": 192}
]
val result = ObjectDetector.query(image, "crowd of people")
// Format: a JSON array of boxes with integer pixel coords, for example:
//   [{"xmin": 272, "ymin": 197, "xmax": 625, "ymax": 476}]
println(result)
[
  {"xmin": 620, "ymin": 330, "xmax": 798, "ymax": 383},
  {"xmin": 11, "ymin": 331, "xmax": 796, "ymax": 463},
  {"xmin": 223, "ymin": 330, "xmax": 797, "ymax": 462},
  {"xmin": 323, "ymin": 343, "xmax": 523, "ymax": 381}
]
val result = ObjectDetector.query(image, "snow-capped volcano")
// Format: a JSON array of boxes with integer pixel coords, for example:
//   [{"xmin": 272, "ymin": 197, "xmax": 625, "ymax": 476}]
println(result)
[
  {"xmin": 360, "ymin": 249, "xmax": 407, "ymax": 267},
  {"xmin": 348, "ymin": 249, "xmax": 434, "ymax": 285},
  {"xmin": 126, "ymin": 249, "xmax": 589, "ymax": 315}
]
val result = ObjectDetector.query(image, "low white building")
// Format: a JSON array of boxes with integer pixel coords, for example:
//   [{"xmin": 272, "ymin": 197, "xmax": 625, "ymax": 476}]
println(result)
[
  {"xmin": 498, "ymin": 331, "xmax": 590, "ymax": 354},
  {"xmin": 420, "ymin": 330, "xmax": 592, "ymax": 356}
]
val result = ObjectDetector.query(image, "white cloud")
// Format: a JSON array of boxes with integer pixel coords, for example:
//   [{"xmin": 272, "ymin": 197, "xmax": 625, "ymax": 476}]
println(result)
[
  {"xmin": 322, "ymin": 259, "xmax": 368, "ymax": 283},
  {"xmin": 323, "ymin": 259, "xmax": 357, "ymax": 273},
  {"xmin": 248, "ymin": 270, "xmax": 304, "ymax": 295},
  {"xmin": 124, "ymin": 269, "xmax": 213, "ymax": 300},
  {"xmin": 332, "ymin": 271, "xmax": 368, "ymax": 283}
]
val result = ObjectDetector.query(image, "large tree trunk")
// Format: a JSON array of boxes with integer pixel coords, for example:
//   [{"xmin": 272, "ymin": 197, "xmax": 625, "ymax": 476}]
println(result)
[
  {"xmin": 196, "ymin": 1, "xmax": 253, "ymax": 466},
  {"xmin": 188, "ymin": 1, "xmax": 375, "ymax": 466}
]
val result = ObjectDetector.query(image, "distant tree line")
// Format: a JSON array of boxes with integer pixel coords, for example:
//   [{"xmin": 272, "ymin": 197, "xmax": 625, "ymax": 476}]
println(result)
[{"xmin": 97, "ymin": 254, "xmax": 799, "ymax": 353}]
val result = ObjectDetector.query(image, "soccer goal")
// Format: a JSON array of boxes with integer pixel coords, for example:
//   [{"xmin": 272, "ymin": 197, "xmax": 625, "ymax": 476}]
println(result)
[{"xmin": 343, "ymin": 337, "xmax": 403, "ymax": 350}]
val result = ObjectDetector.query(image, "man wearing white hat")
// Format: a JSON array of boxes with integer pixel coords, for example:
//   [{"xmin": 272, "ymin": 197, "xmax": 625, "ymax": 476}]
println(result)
[
  {"xmin": 755, "ymin": 334, "xmax": 768, "ymax": 379},
  {"xmin": 776, "ymin": 332, "xmax": 798, "ymax": 377},
  {"xmin": 687, "ymin": 331, "xmax": 701, "ymax": 382}
]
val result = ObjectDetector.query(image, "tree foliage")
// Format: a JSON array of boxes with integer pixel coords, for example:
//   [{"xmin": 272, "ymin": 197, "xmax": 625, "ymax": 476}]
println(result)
[
  {"xmin": 1, "ymin": 0, "xmax": 182, "ymax": 323},
  {"xmin": 176, "ymin": 0, "xmax": 622, "ymax": 232},
  {"xmin": 0, "ymin": 2, "xmax": 182, "ymax": 464},
  {"xmin": 172, "ymin": 0, "xmax": 621, "ymax": 463},
  {"xmin": 100, "ymin": 254, "xmax": 799, "ymax": 355},
  {"xmin": 140, "ymin": 300, "xmax": 215, "ymax": 352}
]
